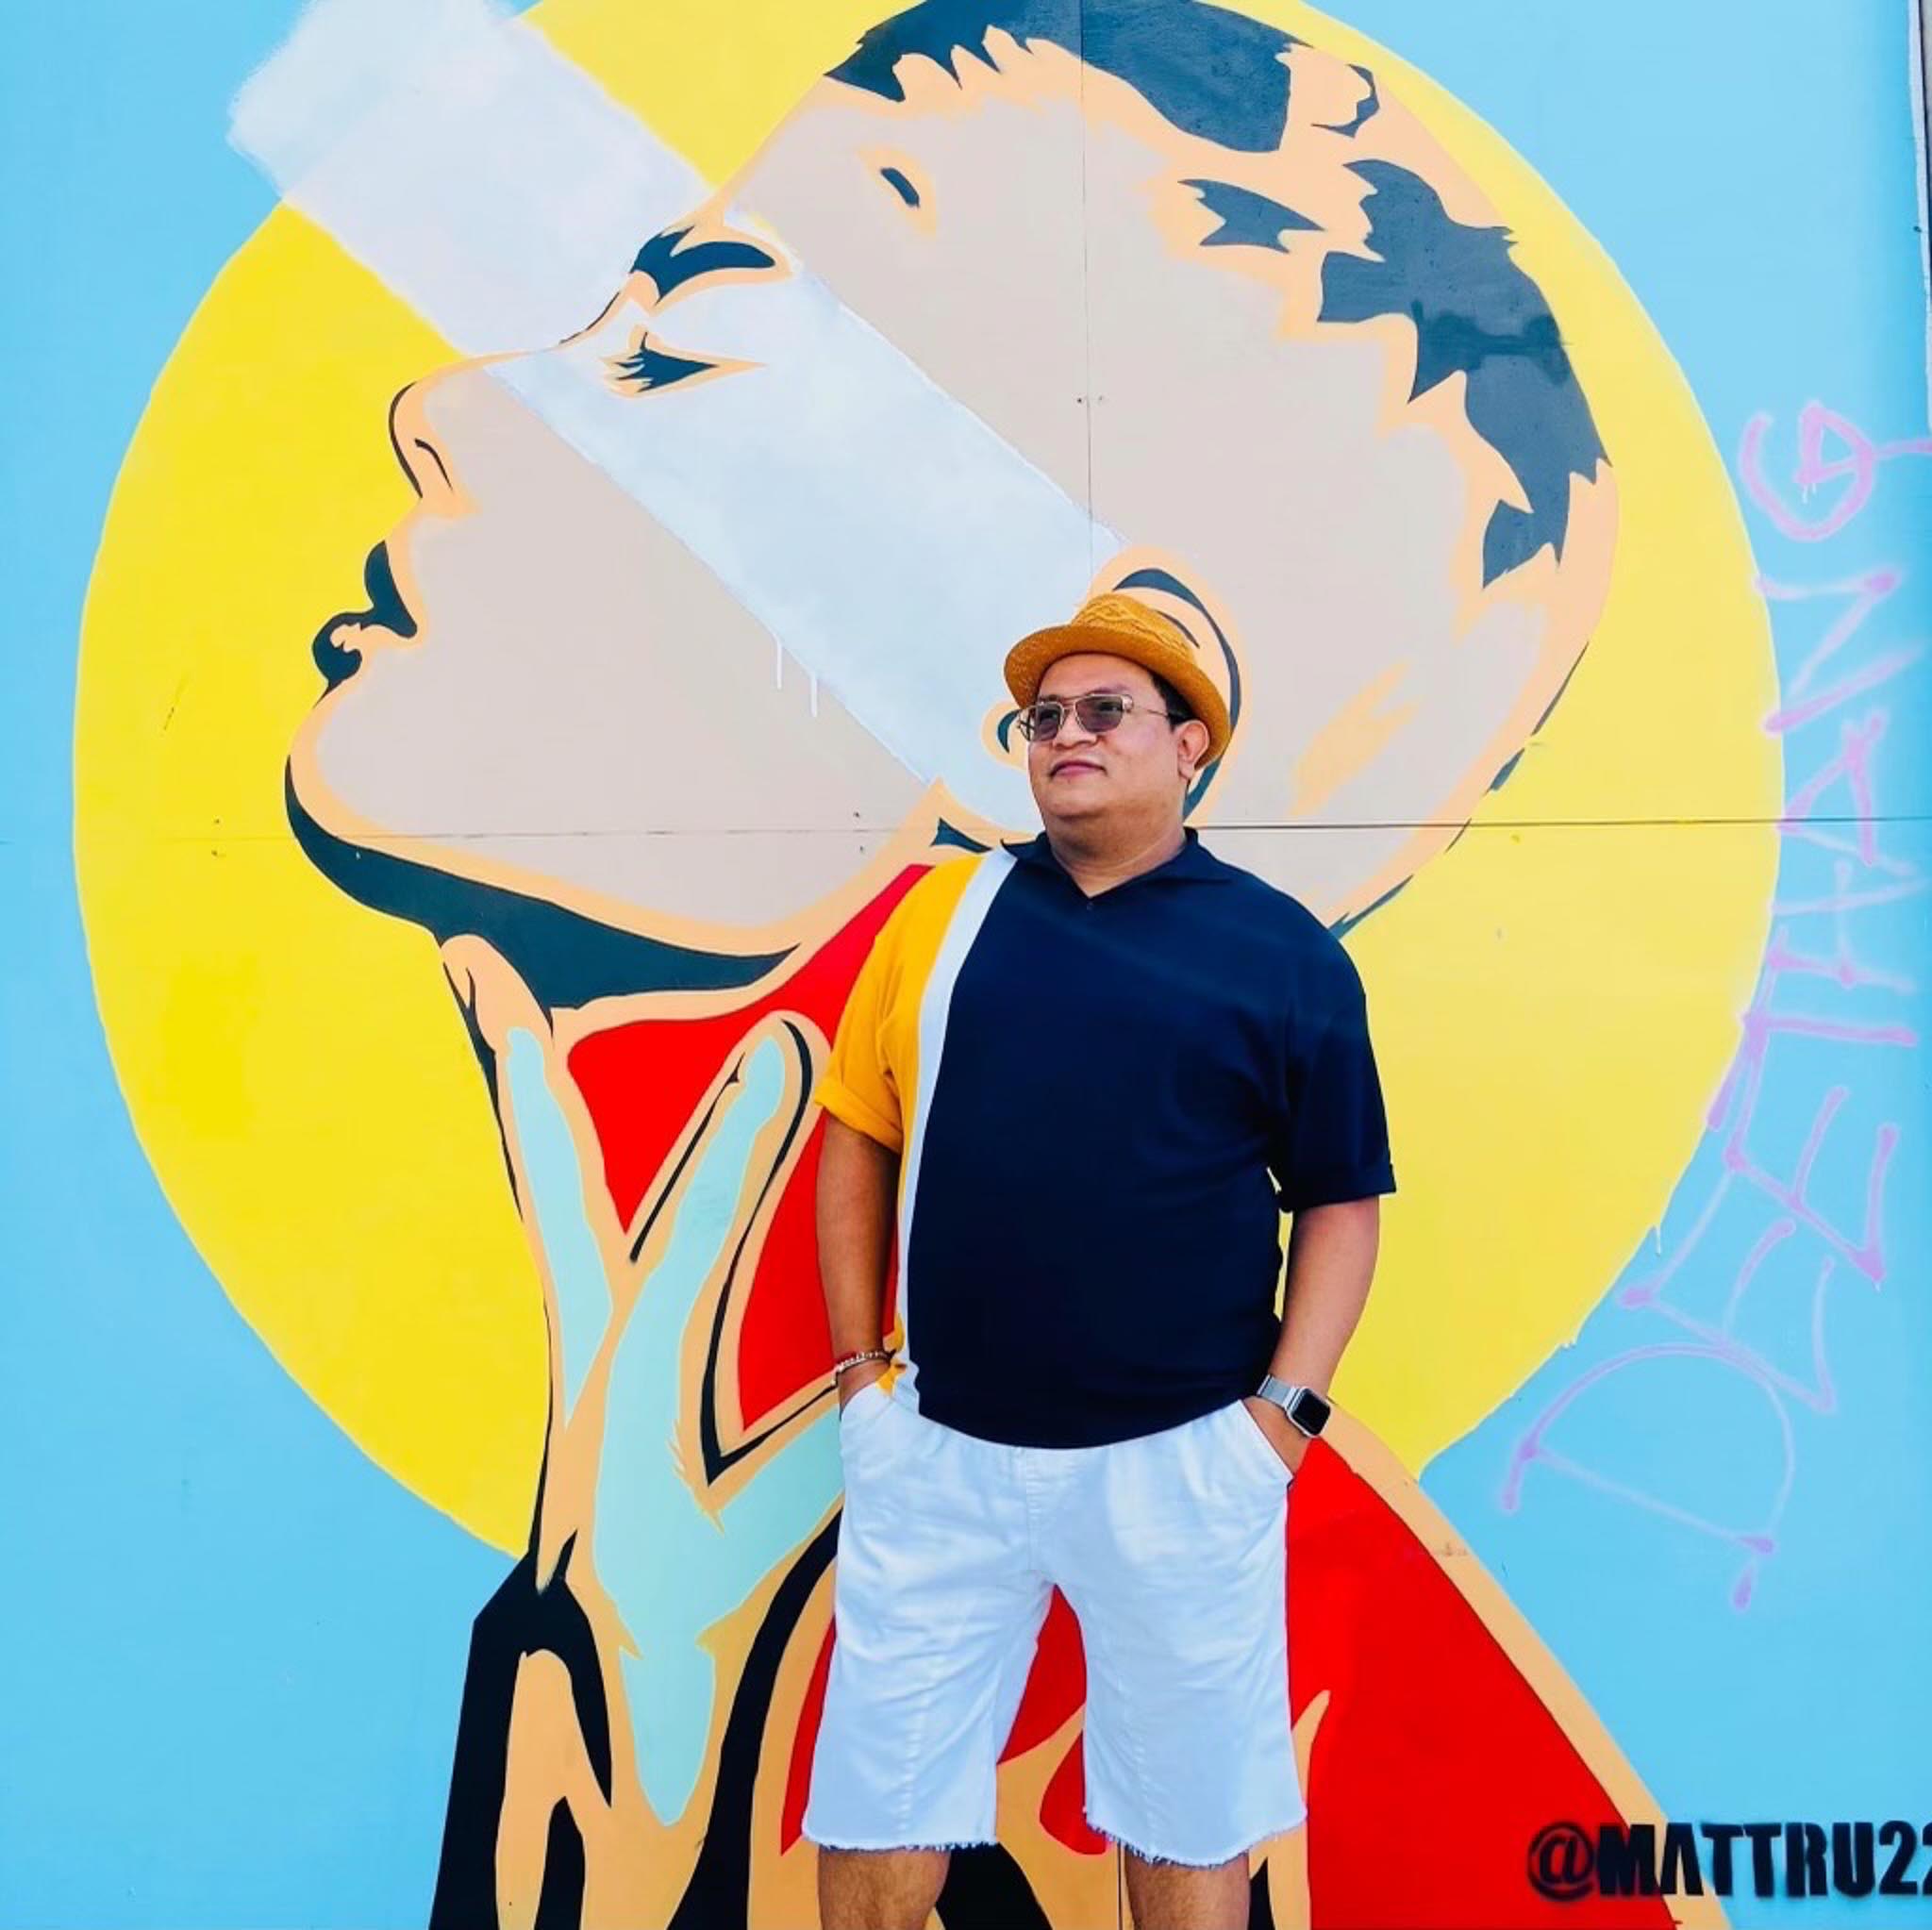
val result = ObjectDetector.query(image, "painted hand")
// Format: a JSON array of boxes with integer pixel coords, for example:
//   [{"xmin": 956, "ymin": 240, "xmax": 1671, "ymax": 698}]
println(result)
[{"xmin": 504, "ymin": 1007, "xmax": 841, "ymax": 1828}]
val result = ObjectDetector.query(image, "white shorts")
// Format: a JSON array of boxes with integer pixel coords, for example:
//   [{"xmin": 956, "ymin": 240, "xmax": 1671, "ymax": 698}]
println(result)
[{"xmin": 803, "ymin": 1383, "xmax": 1302, "ymax": 1867}]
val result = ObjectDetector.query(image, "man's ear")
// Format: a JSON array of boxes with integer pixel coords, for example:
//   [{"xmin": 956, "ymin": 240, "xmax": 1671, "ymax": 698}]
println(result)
[{"xmin": 1175, "ymin": 716, "xmax": 1213, "ymax": 782}]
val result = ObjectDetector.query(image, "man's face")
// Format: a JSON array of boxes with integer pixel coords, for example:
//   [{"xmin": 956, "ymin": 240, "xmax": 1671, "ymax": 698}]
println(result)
[
  {"xmin": 289, "ymin": 28, "xmax": 1612, "ymax": 940},
  {"xmin": 1025, "ymin": 653, "xmax": 1199, "ymax": 832}
]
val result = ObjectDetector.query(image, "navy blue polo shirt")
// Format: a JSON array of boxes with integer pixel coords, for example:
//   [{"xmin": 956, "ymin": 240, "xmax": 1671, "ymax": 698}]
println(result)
[{"xmin": 815, "ymin": 829, "xmax": 1395, "ymax": 1448}]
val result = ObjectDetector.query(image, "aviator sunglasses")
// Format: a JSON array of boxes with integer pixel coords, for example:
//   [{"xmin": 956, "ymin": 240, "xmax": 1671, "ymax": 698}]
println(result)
[{"xmin": 1014, "ymin": 691, "xmax": 1187, "ymax": 741}]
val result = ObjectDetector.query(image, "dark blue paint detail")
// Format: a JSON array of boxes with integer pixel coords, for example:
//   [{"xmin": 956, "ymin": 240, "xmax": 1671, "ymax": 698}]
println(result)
[
  {"xmin": 611, "ymin": 341, "xmax": 718, "ymax": 392},
  {"xmin": 286, "ymin": 771, "xmax": 788, "ymax": 1011},
  {"xmin": 1320, "ymin": 160, "xmax": 1607, "ymax": 585},
  {"xmin": 1113, "ymin": 565, "xmax": 1241, "ymax": 794},
  {"xmin": 428, "ymin": 1535, "xmax": 611, "ymax": 1930},
  {"xmin": 932, "ymin": 1848, "xmax": 1056, "ymax": 1929},
  {"xmin": 879, "ymin": 164, "xmax": 922, "ymax": 208},
  {"xmin": 1474, "ymin": 358, "xmax": 1605, "ymax": 580},
  {"xmin": 451, "ymin": 986, "xmax": 522, "ymax": 1211},
  {"xmin": 933, "ymin": 817, "xmax": 991, "ymax": 852},
  {"xmin": 390, "ymin": 382, "xmax": 452, "ymax": 498},
  {"xmin": 311, "ymin": 542, "xmax": 416, "ymax": 690},
  {"xmin": 533, "ymin": 1803, "xmax": 585, "ymax": 1930},
  {"xmin": 1319, "ymin": 62, "xmax": 1379, "ymax": 135},
  {"xmin": 1331, "ymin": 872, "xmax": 1411, "ymax": 943},
  {"xmin": 1183, "ymin": 177, "xmax": 1319, "ymax": 250},
  {"xmin": 692, "ymin": 1021, "xmax": 818, "ymax": 1480},
  {"xmin": 1527, "ymin": 630, "xmax": 1589, "ymax": 740},
  {"xmin": 1474, "ymin": 619, "xmax": 1591, "ymax": 801},
  {"xmin": 630, "ymin": 227, "xmax": 777, "ymax": 298},
  {"xmin": 828, "ymin": 0, "xmax": 1299, "ymax": 154}
]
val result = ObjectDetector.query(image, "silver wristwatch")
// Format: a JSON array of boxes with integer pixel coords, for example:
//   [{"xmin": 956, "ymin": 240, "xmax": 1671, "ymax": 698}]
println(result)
[{"xmin": 1255, "ymin": 1375, "xmax": 1332, "ymax": 1439}]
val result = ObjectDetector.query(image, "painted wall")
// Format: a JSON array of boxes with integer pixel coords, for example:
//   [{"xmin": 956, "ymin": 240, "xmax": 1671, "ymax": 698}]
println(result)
[{"xmin": 5, "ymin": 2, "xmax": 1929, "ymax": 1925}]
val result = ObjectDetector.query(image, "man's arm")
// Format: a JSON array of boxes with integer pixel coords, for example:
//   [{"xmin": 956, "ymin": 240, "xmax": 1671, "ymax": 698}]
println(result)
[
  {"xmin": 816, "ymin": 1114, "xmax": 900, "ymax": 1406},
  {"xmin": 1243, "ymin": 1196, "xmax": 1380, "ymax": 1472}
]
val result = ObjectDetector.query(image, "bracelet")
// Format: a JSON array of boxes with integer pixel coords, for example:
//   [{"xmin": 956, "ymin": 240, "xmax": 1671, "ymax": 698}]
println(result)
[{"xmin": 832, "ymin": 1348, "xmax": 891, "ymax": 1380}]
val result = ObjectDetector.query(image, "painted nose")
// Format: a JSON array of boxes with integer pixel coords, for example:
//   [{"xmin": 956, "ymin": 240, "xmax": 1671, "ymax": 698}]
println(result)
[{"xmin": 389, "ymin": 375, "xmax": 463, "ymax": 508}]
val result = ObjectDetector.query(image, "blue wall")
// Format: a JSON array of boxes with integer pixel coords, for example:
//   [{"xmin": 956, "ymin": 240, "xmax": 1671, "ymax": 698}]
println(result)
[{"xmin": 3, "ymin": 4, "xmax": 1927, "ymax": 1924}]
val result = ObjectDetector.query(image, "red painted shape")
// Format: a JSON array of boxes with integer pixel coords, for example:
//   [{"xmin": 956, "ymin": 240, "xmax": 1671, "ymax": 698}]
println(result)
[
  {"xmin": 737, "ymin": 1120, "xmax": 833, "ymax": 1421},
  {"xmin": 570, "ymin": 1007, "xmax": 743, "ymax": 1229},
  {"xmin": 1285, "ymin": 1443, "xmax": 1675, "ymax": 1928},
  {"xmin": 782, "ymin": 1622, "xmax": 838, "ymax": 1853},
  {"xmin": 1000, "ymin": 1589, "xmax": 1085, "ymax": 1763},
  {"xmin": 1041, "ymin": 1733, "xmax": 1108, "ymax": 1856},
  {"xmin": 566, "ymin": 866, "xmax": 927, "ymax": 1421}
]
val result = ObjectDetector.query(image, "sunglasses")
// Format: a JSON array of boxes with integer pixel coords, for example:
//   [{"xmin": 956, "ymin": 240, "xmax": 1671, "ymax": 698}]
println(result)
[{"xmin": 1014, "ymin": 692, "xmax": 1186, "ymax": 741}]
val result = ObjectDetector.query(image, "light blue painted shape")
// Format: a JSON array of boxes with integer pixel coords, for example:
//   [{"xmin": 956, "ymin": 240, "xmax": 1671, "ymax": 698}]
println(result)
[
  {"xmin": 592, "ymin": 1036, "xmax": 840, "ymax": 1823},
  {"xmin": 1, "ymin": 3, "xmax": 537, "ymax": 1924},
  {"xmin": 506, "ymin": 1026, "xmax": 612, "ymax": 1419}
]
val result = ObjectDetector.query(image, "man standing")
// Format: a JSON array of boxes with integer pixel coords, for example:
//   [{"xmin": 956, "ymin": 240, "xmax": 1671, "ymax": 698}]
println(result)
[{"xmin": 805, "ymin": 593, "xmax": 1395, "ymax": 1930}]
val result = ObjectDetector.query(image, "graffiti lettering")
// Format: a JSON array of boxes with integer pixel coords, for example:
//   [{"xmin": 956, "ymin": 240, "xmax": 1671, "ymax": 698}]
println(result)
[
  {"xmin": 1739, "ymin": 401, "xmax": 1932, "ymax": 541},
  {"xmin": 1507, "ymin": 400, "xmax": 1921, "ymax": 1607}
]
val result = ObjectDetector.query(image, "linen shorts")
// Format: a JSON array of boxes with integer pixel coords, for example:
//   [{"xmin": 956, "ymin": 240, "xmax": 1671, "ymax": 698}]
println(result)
[{"xmin": 803, "ymin": 1383, "xmax": 1301, "ymax": 1867}]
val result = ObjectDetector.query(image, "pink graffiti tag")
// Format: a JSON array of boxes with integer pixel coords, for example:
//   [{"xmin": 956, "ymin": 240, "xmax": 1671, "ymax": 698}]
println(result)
[
  {"xmin": 1778, "ymin": 709, "xmax": 1888, "ymax": 867},
  {"xmin": 1507, "ymin": 907, "xmax": 1912, "ymax": 1607},
  {"xmin": 1739, "ymin": 401, "xmax": 1932, "ymax": 542},
  {"xmin": 1758, "ymin": 571, "xmax": 1923, "ymax": 734},
  {"xmin": 1506, "ymin": 399, "xmax": 1921, "ymax": 1608}
]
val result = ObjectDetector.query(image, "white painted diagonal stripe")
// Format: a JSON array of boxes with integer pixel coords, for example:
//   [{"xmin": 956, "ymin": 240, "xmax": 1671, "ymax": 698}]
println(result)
[{"xmin": 232, "ymin": 0, "xmax": 1120, "ymax": 826}]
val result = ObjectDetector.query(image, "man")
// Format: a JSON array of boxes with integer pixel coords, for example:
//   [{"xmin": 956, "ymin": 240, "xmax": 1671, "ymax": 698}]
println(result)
[{"xmin": 807, "ymin": 591, "xmax": 1396, "ymax": 1930}]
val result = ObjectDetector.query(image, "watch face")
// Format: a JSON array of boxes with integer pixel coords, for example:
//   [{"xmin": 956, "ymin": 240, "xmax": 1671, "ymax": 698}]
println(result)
[{"xmin": 1288, "ymin": 1388, "xmax": 1332, "ymax": 1436}]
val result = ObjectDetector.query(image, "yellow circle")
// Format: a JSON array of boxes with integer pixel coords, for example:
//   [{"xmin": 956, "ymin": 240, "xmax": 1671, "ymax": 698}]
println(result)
[{"xmin": 75, "ymin": 0, "xmax": 1777, "ymax": 1550}]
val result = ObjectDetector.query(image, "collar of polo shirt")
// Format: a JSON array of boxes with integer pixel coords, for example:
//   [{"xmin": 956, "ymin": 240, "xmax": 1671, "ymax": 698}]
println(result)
[{"xmin": 1001, "ymin": 827, "xmax": 1236, "ymax": 886}]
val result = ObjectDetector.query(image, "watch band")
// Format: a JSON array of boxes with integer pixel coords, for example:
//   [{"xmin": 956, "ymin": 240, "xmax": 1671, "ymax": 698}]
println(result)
[{"xmin": 1256, "ymin": 1374, "xmax": 1332, "ymax": 1439}]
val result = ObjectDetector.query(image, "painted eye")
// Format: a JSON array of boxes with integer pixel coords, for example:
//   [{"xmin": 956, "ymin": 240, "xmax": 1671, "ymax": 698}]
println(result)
[
  {"xmin": 878, "ymin": 164, "xmax": 922, "ymax": 211},
  {"xmin": 610, "ymin": 333, "xmax": 719, "ymax": 394}
]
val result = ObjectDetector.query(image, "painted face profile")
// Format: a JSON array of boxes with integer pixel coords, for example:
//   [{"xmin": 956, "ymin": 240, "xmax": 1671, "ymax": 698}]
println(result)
[
  {"xmin": 285, "ymin": 0, "xmax": 1615, "ymax": 973},
  {"xmin": 238, "ymin": 10, "xmax": 1647, "ymax": 1923}
]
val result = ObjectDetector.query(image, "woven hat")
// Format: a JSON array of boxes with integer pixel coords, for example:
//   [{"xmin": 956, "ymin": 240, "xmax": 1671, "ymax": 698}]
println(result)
[{"xmin": 1004, "ymin": 592, "xmax": 1231, "ymax": 763}]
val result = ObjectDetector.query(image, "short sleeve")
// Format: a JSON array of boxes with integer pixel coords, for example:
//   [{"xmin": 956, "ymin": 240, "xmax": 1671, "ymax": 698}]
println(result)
[
  {"xmin": 814, "ymin": 905, "xmax": 907, "ymax": 1154},
  {"xmin": 1270, "ymin": 960, "xmax": 1396, "ymax": 1212}
]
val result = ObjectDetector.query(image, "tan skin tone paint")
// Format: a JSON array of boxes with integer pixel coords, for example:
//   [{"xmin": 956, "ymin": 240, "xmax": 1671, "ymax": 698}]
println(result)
[{"xmin": 819, "ymin": 647, "xmax": 1381, "ymax": 1930}]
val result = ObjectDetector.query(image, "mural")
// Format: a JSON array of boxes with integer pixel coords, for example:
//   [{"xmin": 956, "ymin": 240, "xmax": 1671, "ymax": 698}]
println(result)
[{"xmin": 9, "ymin": 0, "xmax": 1925, "ymax": 1926}]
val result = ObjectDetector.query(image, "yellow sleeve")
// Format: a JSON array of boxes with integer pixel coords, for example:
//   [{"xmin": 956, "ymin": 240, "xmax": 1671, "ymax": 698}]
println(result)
[
  {"xmin": 813, "ymin": 856, "xmax": 988, "ymax": 1156},
  {"xmin": 814, "ymin": 896, "xmax": 908, "ymax": 1153}
]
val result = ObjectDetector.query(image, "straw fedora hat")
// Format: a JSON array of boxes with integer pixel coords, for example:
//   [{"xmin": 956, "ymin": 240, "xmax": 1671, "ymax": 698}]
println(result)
[{"xmin": 1004, "ymin": 592, "xmax": 1231, "ymax": 764}]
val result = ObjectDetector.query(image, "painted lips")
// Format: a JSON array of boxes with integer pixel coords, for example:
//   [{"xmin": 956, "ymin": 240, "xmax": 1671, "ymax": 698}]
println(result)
[{"xmin": 310, "ymin": 541, "xmax": 417, "ymax": 689}]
